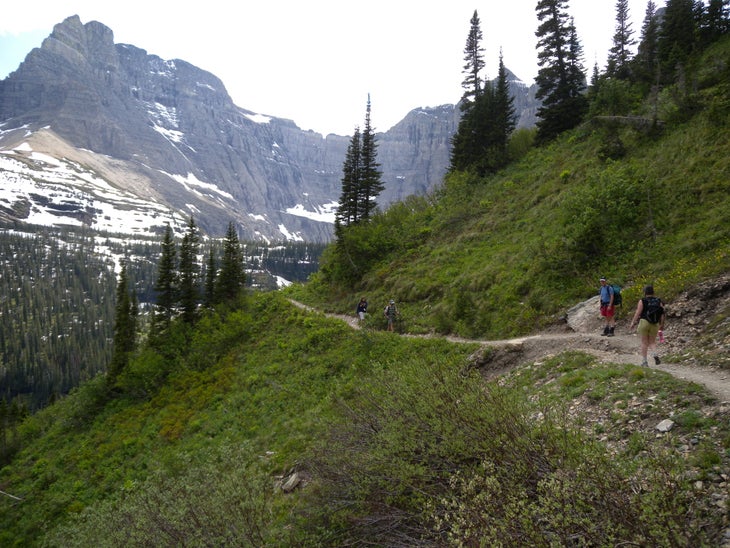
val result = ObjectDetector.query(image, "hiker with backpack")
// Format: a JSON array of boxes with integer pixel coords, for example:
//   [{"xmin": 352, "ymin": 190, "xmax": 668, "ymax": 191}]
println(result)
[
  {"xmin": 630, "ymin": 285, "xmax": 666, "ymax": 367},
  {"xmin": 599, "ymin": 277, "xmax": 618, "ymax": 337},
  {"xmin": 356, "ymin": 297, "xmax": 368, "ymax": 322},
  {"xmin": 384, "ymin": 299, "xmax": 399, "ymax": 331}
]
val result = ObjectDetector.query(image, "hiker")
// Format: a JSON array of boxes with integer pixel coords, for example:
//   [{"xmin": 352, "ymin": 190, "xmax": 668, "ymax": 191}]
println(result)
[
  {"xmin": 629, "ymin": 285, "xmax": 666, "ymax": 367},
  {"xmin": 599, "ymin": 277, "xmax": 616, "ymax": 337},
  {"xmin": 384, "ymin": 299, "xmax": 398, "ymax": 331},
  {"xmin": 356, "ymin": 297, "xmax": 368, "ymax": 321}
]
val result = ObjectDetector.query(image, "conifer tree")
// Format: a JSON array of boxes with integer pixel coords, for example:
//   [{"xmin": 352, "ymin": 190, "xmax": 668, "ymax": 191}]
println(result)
[
  {"xmin": 109, "ymin": 263, "xmax": 137, "ymax": 382},
  {"xmin": 606, "ymin": 0, "xmax": 636, "ymax": 79},
  {"xmin": 335, "ymin": 127, "xmax": 362, "ymax": 230},
  {"xmin": 534, "ymin": 0, "xmax": 588, "ymax": 143},
  {"xmin": 461, "ymin": 10, "xmax": 486, "ymax": 109},
  {"xmin": 703, "ymin": 0, "xmax": 730, "ymax": 44},
  {"xmin": 334, "ymin": 97, "xmax": 383, "ymax": 232},
  {"xmin": 215, "ymin": 222, "xmax": 245, "ymax": 303},
  {"xmin": 153, "ymin": 223, "xmax": 178, "ymax": 329},
  {"xmin": 657, "ymin": 0, "xmax": 699, "ymax": 83},
  {"xmin": 633, "ymin": 1, "xmax": 660, "ymax": 86},
  {"xmin": 358, "ymin": 96, "xmax": 384, "ymax": 221},
  {"xmin": 204, "ymin": 245, "xmax": 217, "ymax": 308},
  {"xmin": 178, "ymin": 216, "xmax": 200, "ymax": 323}
]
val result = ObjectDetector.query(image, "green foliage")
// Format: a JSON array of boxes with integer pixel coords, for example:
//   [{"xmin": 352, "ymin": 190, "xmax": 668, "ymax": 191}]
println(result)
[
  {"xmin": 301, "ymin": 349, "xmax": 721, "ymax": 546},
  {"xmin": 308, "ymin": 40, "xmax": 730, "ymax": 338}
]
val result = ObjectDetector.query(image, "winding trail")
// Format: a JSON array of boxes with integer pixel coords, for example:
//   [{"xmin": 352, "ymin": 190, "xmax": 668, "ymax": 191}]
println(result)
[{"xmin": 289, "ymin": 300, "xmax": 730, "ymax": 403}]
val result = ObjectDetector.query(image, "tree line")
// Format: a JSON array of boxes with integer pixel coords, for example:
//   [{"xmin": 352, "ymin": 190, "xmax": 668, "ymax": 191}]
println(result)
[{"xmin": 450, "ymin": 0, "xmax": 730, "ymax": 173}]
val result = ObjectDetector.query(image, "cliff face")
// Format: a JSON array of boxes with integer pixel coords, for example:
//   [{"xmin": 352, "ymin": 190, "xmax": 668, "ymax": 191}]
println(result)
[{"xmin": 0, "ymin": 16, "xmax": 537, "ymax": 241}]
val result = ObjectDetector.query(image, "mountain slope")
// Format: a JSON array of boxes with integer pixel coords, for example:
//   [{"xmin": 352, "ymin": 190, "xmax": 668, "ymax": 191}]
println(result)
[{"xmin": 0, "ymin": 15, "xmax": 539, "ymax": 241}]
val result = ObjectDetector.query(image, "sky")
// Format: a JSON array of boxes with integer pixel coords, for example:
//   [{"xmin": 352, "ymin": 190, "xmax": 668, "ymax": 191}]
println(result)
[{"xmin": 0, "ymin": 0, "xmax": 653, "ymax": 136}]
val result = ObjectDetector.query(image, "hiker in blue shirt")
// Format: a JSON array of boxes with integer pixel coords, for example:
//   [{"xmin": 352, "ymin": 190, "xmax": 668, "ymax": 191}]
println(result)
[{"xmin": 599, "ymin": 277, "xmax": 616, "ymax": 337}]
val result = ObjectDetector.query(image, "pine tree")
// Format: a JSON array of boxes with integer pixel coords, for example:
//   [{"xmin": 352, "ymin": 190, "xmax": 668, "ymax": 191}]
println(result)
[
  {"xmin": 108, "ymin": 263, "xmax": 137, "ymax": 382},
  {"xmin": 215, "ymin": 222, "xmax": 245, "ymax": 303},
  {"xmin": 461, "ymin": 10, "xmax": 486, "ymax": 109},
  {"xmin": 335, "ymin": 127, "xmax": 362, "ymax": 230},
  {"xmin": 178, "ymin": 216, "xmax": 200, "ymax": 323},
  {"xmin": 334, "ymin": 97, "xmax": 383, "ymax": 233},
  {"xmin": 153, "ymin": 223, "xmax": 178, "ymax": 329},
  {"xmin": 703, "ymin": 0, "xmax": 730, "ymax": 44},
  {"xmin": 606, "ymin": 0, "xmax": 636, "ymax": 79},
  {"xmin": 534, "ymin": 0, "xmax": 587, "ymax": 144},
  {"xmin": 657, "ymin": 0, "xmax": 699, "ymax": 83},
  {"xmin": 450, "ymin": 52, "xmax": 517, "ymax": 175},
  {"xmin": 633, "ymin": 1, "xmax": 660, "ymax": 86},
  {"xmin": 358, "ymin": 96, "xmax": 384, "ymax": 221},
  {"xmin": 204, "ymin": 245, "xmax": 217, "ymax": 308}
]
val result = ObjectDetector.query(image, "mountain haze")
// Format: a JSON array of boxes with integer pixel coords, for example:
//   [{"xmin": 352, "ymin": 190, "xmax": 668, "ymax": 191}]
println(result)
[{"xmin": 0, "ymin": 15, "xmax": 538, "ymax": 241}]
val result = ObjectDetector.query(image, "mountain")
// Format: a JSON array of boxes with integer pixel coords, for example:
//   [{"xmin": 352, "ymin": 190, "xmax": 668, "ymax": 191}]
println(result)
[{"xmin": 0, "ymin": 15, "xmax": 538, "ymax": 242}]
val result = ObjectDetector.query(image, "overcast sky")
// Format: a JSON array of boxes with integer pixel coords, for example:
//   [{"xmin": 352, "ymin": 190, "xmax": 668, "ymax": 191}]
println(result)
[{"xmin": 1, "ymin": 0, "xmax": 653, "ymax": 136}]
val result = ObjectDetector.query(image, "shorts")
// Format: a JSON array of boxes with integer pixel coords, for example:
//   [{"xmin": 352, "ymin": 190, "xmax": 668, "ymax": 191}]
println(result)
[
  {"xmin": 637, "ymin": 318, "xmax": 660, "ymax": 338},
  {"xmin": 600, "ymin": 304, "xmax": 615, "ymax": 318}
]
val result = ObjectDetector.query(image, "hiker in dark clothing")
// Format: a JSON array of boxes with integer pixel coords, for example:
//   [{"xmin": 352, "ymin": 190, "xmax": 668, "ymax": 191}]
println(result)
[
  {"xmin": 630, "ymin": 285, "xmax": 666, "ymax": 367},
  {"xmin": 356, "ymin": 297, "xmax": 368, "ymax": 321},
  {"xmin": 384, "ymin": 299, "xmax": 398, "ymax": 331}
]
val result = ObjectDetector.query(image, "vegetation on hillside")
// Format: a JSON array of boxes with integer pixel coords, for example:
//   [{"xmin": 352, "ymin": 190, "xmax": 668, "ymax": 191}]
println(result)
[
  {"xmin": 1, "ymin": 3, "xmax": 729, "ymax": 545},
  {"xmin": 294, "ymin": 35, "xmax": 730, "ymax": 340}
]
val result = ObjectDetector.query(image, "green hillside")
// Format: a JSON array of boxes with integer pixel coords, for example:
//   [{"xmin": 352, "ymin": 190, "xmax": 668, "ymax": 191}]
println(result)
[
  {"xmin": 1, "ymin": 31, "xmax": 730, "ymax": 548},
  {"xmin": 292, "ymin": 39, "xmax": 730, "ymax": 339}
]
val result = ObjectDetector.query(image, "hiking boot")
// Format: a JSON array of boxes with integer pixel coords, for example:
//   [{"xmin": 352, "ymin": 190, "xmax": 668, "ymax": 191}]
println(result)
[
  {"xmin": 601, "ymin": 326, "xmax": 609, "ymax": 336},
  {"xmin": 607, "ymin": 327, "xmax": 615, "ymax": 337},
  {"xmin": 641, "ymin": 360, "xmax": 649, "ymax": 367},
  {"xmin": 654, "ymin": 355, "xmax": 661, "ymax": 365}
]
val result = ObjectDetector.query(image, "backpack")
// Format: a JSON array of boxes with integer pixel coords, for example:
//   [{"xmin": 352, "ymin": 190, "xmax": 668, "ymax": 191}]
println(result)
[
  {"xmin": 611, "ymin": 284, "xmax": 622, "ymax": 307},
  {"xmin": 643, "ymin": 296, "xmax": 664, "ymax": 324}
]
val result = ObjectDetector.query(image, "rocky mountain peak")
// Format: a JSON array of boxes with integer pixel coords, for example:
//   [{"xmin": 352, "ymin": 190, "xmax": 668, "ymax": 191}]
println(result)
[{"xmin": 0, "ymin": 16, "xmax": 539, "ymax": 241}]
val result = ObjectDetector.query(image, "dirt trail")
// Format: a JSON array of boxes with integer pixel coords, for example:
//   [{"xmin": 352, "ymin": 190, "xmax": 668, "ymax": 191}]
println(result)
[{"xmin": 289, "ymin": 299, "xmax": 730, "ymax": 402}]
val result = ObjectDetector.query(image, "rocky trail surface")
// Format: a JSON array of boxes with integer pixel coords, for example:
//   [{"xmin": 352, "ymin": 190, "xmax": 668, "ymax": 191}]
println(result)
[{"xmin": 290, "ymin": 273, "xmax": 730, "ymax": 402}]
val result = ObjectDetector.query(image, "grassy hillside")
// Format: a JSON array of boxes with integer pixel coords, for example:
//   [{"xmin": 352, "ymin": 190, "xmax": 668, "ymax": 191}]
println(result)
[
  {"xmin": 0, "ymin": 291, "xmax": 728, "ymax": 546},
  {"xmin": 1, "ymin": 36, "xmax": 729, "ymax": 548},
  {"xmin": 291, "ymin": 39, "xmax": 730, "ymax": 340}
]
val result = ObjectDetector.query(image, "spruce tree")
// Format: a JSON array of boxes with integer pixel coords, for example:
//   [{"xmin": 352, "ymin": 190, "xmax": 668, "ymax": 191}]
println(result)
[
  {"xmin": 335, "ymin": 127, "xmax": 362, "ymax": 230},
  {"xmin": 334, "ymin": 97, "xmax": 383, "ymax": 234},
  {"xmin": 204, "ymin": 245, "xmax": 217, "ymax": 308},
  {"xmin": 461, "ymin": 10, "xmax": 486, "ymax": 109},
  {"xmin": 153, "ymin": 223, "xmax": 178, "ymax": 329},
  {"xmin": 606, "ymin": 0, "xmax": 636, "ymax": 79},
  {"xmin": 358, "ymin": 96, "xmax": 384, "ymax": 221},
  {"xmin": 216, "ymin": 222, "xmax": 245, "ymax": 303},
  {"xmin": 633, "ymin": 1, "xmax": 660, "ymax": 86},
  {"xmin": 703, "ymin": 0, "xmax": 730, "ymax": 45},
  {"xmin": 109, "ymin": 263, "xmax": 137, "ymax": 382},
  {"xmin": 657, "ymin": 0, "xmax": 699, "ymax": 83},
  {"xmin": 178, "ymin": 216, "xmax": 200, "ymax": 323},
  {"xmin": 534, "ymin": 0, "xmax": 587, "ymax": 143}
]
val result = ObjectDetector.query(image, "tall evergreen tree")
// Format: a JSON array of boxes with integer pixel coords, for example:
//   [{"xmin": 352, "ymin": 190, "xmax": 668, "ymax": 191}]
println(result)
[
  {"xmin": 702, "ymin": 0, "xmax": 729, "ymax": 45},
  {"xmin": 216, "ymin": 222, "xmax": 245, "ymax": 303},
  {"xmin": 461, "ymin": 10, "xmax": 486, "ymax": 109},
  {"xmin": 204, "ymin": 245, "xmax": 217, "ymax": 308},
  {"xmin": 153, "ymin": 223, "xmax": 178, "ymax": 329},
  {"xmin": 657, "ymin": 0, "xmax": 699, "ymax": 83},
  {"xmin": 178, "ymin": 216, "xmax": 200, "ymax": 323},
  {"xmin": 451, "ymin": 52, "xmax": 517, "ymax": 174},
  {"xmin": 358, "ymin": 96, "xmax": 384, "ymax": 221},
  {"xmin": 534, "ymin": 0, "xmax": 587, "ymax": 144},
  {"xmin": 606, "ymin": 0, "xmax": 636, "ymax": 79},
  {"xmin": 335, "ymin": 127, "xmax": 362, "ymax": 230},
  {"xmin": 108, "ymin": 263, "xmax": 137, "ymax": 382},
  {"xmin": 334, "ymin": 97, "xmax": 384, "ymax": 234},
  {"xmin": 633, "ymin": 1, "xmax": 660, "ymax": 86}
]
